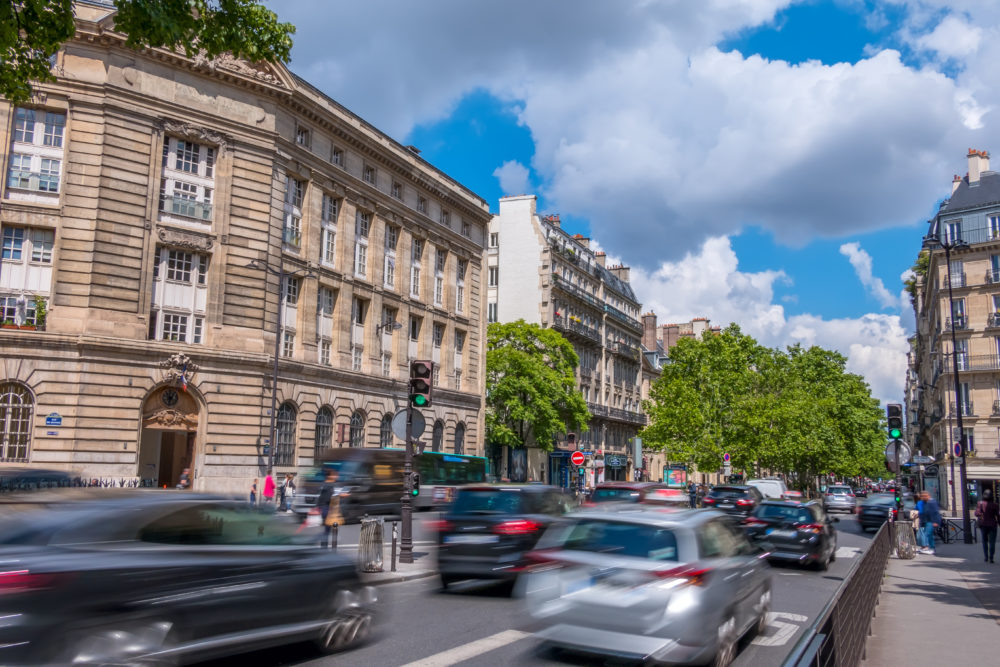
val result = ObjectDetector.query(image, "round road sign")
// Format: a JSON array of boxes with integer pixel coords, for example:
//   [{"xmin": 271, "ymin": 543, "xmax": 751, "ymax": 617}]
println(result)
[
  {"xmin": 571, "ymin": 451, "xmax": 585, "ymax": 466},
  {"xmin": 954, "ymin": 442, "xmax": 962, "ymax": 457},
  {"xmin": 723, "ymin": 453, "xmax": 730, "ymax": 462}
]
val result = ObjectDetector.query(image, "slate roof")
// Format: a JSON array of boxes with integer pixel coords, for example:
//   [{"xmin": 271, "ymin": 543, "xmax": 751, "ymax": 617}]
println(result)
[{"xmin": 940, "ymin": 172, "xmax": 1000, "ymax": 214}]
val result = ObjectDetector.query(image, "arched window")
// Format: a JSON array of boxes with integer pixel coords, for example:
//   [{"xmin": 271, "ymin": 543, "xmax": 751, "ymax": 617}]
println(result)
[
  {"xmin": 350, "ymin": 410, "xmax": 365, "ymax": 448},
  {"xmin": 314, "ymin": 406, "xmax": 333, "ymax": 458},
  {"xmin": 275, "ymin": 402, "xmax": 297, "ymax": 466},
  {"xmin": 380, "ymin": 413, "xmax": 394, "ymax": 448},
  {"xmin": 432, "ymin": 420, "xmax": 443, "ymax": 452},
  {"xmin": 0, "ymin": 382, "xmax": 32, "ymax": 462},
  {"xmin": 454, "ymin": 422, "xmax": 465, "ymax": 455}
]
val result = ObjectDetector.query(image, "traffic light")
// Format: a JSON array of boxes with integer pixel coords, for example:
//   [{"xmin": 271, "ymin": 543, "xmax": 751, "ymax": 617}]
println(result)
[
  {"xmin": 578, "ymin": 468, "xmax": 585, "ymax": 475},
  {"xmin": 886, "ymin": 404, "xmax": 903, "ymax": 440},
  {"xmin": 411, "ymin": 472, "xmax": 420, "ymax": 497},
  {"xmin": 409, "ymin": 360, "xmax": 433, "ymax": 407}
]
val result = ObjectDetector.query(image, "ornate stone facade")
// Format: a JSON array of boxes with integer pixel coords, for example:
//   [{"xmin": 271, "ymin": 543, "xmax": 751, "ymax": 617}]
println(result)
[{"xmin": 0, "ymin": 7, "xmax": 490, "ymax": 492}]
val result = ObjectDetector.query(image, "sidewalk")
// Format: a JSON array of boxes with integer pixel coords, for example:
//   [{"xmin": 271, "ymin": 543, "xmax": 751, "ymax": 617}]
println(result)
[
  {"xmin": 352, "ymin": 544, "xmax": 437, "ymax": 586},
  {"xmin": 863, "ymin": 537, "xmax": 1000, "ymax": 666}
]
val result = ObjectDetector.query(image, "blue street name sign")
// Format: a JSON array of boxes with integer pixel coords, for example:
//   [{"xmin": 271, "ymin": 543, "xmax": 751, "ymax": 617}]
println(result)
[{"xmin": 45, "ymin": 413, "xmax": 62, "ymax": 427}]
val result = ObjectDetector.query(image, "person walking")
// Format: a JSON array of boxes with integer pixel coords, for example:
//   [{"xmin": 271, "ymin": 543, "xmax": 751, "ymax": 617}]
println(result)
[
  {"xmin": 249, "ymin": 478, "xmax": 258, "ymax": 505},
  {"xmin": 918, "ymin": 491, "xmax": 941, "ymax": 556},
  {"xmin": 974, "ymin": 489, "xmax": 999, "ymax": 563},
  {"xmin": 316, "ymin": 469, "xmax": 345, "ymax": 549},
  {"xmin": 688, "ymin": 482, "xmax": 697, "ymax": 509},
  {"xmin": 262, "ymin": 470, "xmax": 276, "ymax": 505},
  {"xmin": 280, "ymin": 473, "xmax": 296, "ymax": 512}
]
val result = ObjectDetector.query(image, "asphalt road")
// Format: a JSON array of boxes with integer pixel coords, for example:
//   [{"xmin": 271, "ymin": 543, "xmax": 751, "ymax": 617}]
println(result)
[{"xmin": 201, "ymin": 510, "xmax": 877, "ymax": 667}]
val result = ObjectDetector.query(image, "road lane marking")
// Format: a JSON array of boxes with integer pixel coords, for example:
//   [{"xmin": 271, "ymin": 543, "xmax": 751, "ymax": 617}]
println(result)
[
  {"xmin": 398, "ymin": 629, "xmax": 531, "ymax": 667},
  {"xmin": 751, "ymin": 612, "xmax": 808, "ymax": 647},
  {"xmin": 835, "ymin": 547, "xmax": 861, "ymax": 559}
]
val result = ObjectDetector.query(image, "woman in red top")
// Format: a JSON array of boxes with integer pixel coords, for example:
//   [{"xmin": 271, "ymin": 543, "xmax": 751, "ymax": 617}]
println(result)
[
  {"xmin": 263, "ymin": 470, "xmax": 276, "ymax": 504},
  {"xmin": 975, "ymin": 489, "xmax": 1000, "ymax": 563}
]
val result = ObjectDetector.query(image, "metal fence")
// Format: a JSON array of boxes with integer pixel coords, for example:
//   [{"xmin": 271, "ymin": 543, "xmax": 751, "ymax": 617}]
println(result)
[{"xmin": 782, "ymin": 523, "xmax": 892, "ymax": 667}]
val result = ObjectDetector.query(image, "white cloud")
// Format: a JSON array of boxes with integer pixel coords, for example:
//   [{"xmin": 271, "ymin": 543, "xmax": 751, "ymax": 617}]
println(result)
[
  {"xmin": 913, "ymin": 15, "xmax": 983, "ymax": 59},
  {"xmin": 633, "ymin": 236, "xmax": 907, "ymax": 403},
  {"xmin": 839, "ymin": 242, "xmax": 902, "ymax": 309},
  {"xmin": 492, "ymin": 160, "xmax": 531, "ymax": 196}
]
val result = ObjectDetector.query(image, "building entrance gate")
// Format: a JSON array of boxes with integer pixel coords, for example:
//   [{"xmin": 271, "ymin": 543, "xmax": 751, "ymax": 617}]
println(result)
[{"xmin": 138, "ymin": 385, "xmax": 200, "ymax": 488}]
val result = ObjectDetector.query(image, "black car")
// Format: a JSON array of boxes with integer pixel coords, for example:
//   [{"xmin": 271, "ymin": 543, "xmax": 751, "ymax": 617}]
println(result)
[
  {"xmin": 702, "ymin": 485, "xmax": 764, "ymax": 516},
  {"xmin": 435, "ymin": 485, "xmax": 571, "ymax": 590},
  {"xmin": 0, "ymin": 468, "xmax": 74, "ymax": 493},
  {"xmin": 858, "ymin": 493, "xmax": 916, "ymax": 532},
  {"xmin": 0, "ymin": 491, "xmax": 376, "ymax": 665},
  {"xmin": 744, "ymin": 500, "xmax": 839, "ymax": 570}
]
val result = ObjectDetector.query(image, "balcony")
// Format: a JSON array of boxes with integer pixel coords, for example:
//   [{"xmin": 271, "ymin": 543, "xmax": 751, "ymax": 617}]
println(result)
[
  {"xmin": 587, "ymin": 402, "xmax": 608, "ymax": 417},
  {"xmin": 993, "ymin": 400, "xmax": 1000, "ymax": 416},
  {"xmin": 987, "ymin": 269, "xmax": 1000, "ymax": 285},
  {"xmin": 551, "ymin": 274, "xmax": 604, "ymax": 311},
  {"xmin": 946, "ymin": 317, "xmax": 969, "ymax": 332},
  {"xmin": 949, "ymin": 401, "xmax": 974, "ymax": 417},
  {"xmin": 6, "ymin": 170, "xmax": 59, "ymax": 193},
  {"xmin": 282, "ymin": 226, "xmax": 301, "ymax": 247},
  {"xmin": 604, "ymin": 304, "xmax": 642, "ymax": 333},
  {"xmin": 988, "ymin": 313, "xmax": 1000, "ymax": 329},
  {"xmin": 160, "ymin": 194, "xmax": 212, "ymax": 221},
  {"xmin": 941, "ymin": 226, "xmax": 1000, "ymax": 247},
  {"xmin": 552, "ymin": 314, "xmax": 601, "ymax": 344},
  {"xmin": 956, "ymin": 354, "xmax": 1000, "ymax": 372},
  {"xmin": 613, "ymin": 340, "xmax": 641, "ymax": 360},
  {"xmin": 947, "ymin": 273, "xmax": 967, "ymax": 288},
  {"xmin": 579, "ymin": 368, "xmax": 593, "ymax": 381}
]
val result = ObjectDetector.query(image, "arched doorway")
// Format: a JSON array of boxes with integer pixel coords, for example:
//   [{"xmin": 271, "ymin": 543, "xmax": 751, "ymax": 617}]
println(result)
[{"xmin": 138, "ymin": 385, "xmax": 200, "ymax": 488}]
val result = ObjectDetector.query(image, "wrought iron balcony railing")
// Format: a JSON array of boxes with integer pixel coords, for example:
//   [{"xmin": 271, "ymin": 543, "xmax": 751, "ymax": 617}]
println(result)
[
  {"xmin": 949, "ymin": 401, "xmax": 974, "ymax": 417},
  {"xmin": 160, "ymin": 194, "xmax": 213, "ymax": 221},
  {"xmin": 946, "ymin": 317, "xmax": 969, "ymax": 331},
  {"xmin": 7, "ymin": 169, "xmax": 59, "ymax": 193},
  {"xmin": 552, "ymin": 315, "xmax": 601, "ymax": 344}
]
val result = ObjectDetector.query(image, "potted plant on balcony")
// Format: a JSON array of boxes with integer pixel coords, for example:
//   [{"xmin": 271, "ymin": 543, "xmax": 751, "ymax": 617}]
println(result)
[
  {"xmin": 32, "ymin": 296, "xmax": 46, "ymax": 331},
  {"xmin": 1, "ymin": 320, "xmax": 16, "ymax": 330}
]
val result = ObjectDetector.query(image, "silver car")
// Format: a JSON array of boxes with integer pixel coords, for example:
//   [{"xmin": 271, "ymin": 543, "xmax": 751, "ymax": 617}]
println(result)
[
  {"xmin": 823, "ymin": 485, "xmax": 857, "ymax": 513},
  {"xmin": 520, "ymin": 505, "xmax": 772, "ymax": 666}
]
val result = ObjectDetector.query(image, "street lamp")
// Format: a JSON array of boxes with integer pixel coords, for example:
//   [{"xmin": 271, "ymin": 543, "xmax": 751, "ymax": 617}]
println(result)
[
  {"xmin": 923, "ymin": 233, "xmax": 973, "ymax": 543},
  {"xmin": 248, "ymin": 258, "xmax": 316, "ymax": 472}
]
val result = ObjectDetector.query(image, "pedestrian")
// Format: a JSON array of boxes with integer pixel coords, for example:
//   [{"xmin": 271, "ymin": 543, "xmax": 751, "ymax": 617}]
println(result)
[
  {"xmin": 263, "ymin": 470, "xmax": 276, "ymax": 504},
  {"xmin": 280, "ymin": 472, "xmax": 296, "ymax": 512},
  {"xmin": 316, "ymin": 469, "xmax": 345, "ymax": 549},
  {"xmin": 176, "ymin": 467, "xmax": 190, "ymax": 490},
  {"xmin": 918, "ymin": 491, "xmax": 941, "ymax": 555},
  {"xmin": 688, "ymin": 482, "xmax": 697, "ymax": 509},
  {"xmin": 249, "ymin": 478, "xmax": 258, "ymax": 505},
  {"xmin": 974, "ymin": 489, "xmax": 999, "ymax": 563},
  {"xmin": 915, "ymin": 494, "xmax": 926, "ymax": 548}
]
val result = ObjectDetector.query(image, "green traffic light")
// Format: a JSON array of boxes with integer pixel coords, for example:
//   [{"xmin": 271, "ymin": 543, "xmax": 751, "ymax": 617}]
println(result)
[
  {"xmin": 889, "ymin": 428, "xmax": 902, "ymax": 439},
  {"xmin": 412, "ymin": 395, "xmax": 427, "ymax": 406},
  {"xmin": 412, "ymin": 488, "xmax": 419, "ymax": 496}
]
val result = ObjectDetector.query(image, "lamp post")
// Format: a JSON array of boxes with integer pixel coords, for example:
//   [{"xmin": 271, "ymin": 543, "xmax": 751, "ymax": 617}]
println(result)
[
  {"xmin": 923, "ymin": 234, "xmax": 973, "ymax": 543},
  {"xmin": 249, "ymin": 259, "xmax": 315, "ymax": 472}
]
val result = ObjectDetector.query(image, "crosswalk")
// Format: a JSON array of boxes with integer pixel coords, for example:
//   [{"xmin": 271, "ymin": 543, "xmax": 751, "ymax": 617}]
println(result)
[{"xmin": 398, "ymin": 630, "xmax": 531, "ymax": 667}]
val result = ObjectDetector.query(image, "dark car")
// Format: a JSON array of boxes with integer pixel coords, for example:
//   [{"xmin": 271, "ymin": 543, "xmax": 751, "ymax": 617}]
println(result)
[
  {"xmin": 853, "ymin": 487, "xmax": 868, "ymax": 498},
  {"xmin": 858, "ymin": 493, "xmax": 916, "ymax": 532},
  {"xmin": 590, "ymin": 482, "xmax": 671, "ymax": 504},
  {"xmin": 0, "ymin": 468, "xmax": 74, "ymax": 493},
  {"xmin": 0, "ymin": 491, "xmax": 376, "ymax": 665},
  {"xmin": 435, "ymin": 485, "xmax": 572, "ymax": 590},
  {"xmin": 743, "ymin": 500, "xmax": 839, "ymax": 570},
  {"xmin": 293, "ymin": 447, "xmax": 404, "ymax": 523},
  {"xmin": 702, "ymin": 485, "xmax": 764, "ymax": 517}
]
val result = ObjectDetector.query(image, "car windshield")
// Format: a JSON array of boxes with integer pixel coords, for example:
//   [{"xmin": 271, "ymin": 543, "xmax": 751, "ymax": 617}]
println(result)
[
  {"xmin": 756, "ymin": 504, "xmax": 814, "ymax": 524},
  {"xmin": 592, "ymin": 488, "xmax": 641, "ymax": 502},
  {"xmin": 452, "ymin": 490, "xmax": 527, "ymax": 515},
  {"xmin": 709, "ymin": 488, "xmax": 748, "ymax": 498},
  {"xmin": 558, "ymin": 519, "xmax": 680, "ymax": 561},
  {"xmin": 307, "ymin": 461, "xmax": 362, "ymax": 483}
]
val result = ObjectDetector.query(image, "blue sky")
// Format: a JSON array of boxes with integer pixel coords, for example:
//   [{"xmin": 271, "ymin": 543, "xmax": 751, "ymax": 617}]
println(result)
[{"xmin": 271, "ymin": 0, "xmax": 1000, "ymax": 401}]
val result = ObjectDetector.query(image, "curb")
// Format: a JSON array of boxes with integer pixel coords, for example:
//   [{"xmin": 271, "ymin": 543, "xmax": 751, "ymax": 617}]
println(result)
[{"xmin": 363, "ymin": 570, "xmax": 437, "ymax": 586}]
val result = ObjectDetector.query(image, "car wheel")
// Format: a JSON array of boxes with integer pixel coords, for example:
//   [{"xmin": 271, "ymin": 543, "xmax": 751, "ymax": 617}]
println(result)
[
  {"xmin": 815, "ymin": 551, "xmax": 830, "ymax": 571},
  {"xmin": 65, "ymin": 619, "xmax": 175, "ymax": 666},
  {"xmin": 830, "ymin": 544, "xmax": 837, "ymax": 563},
  {"xmin": 713, "ymin": 615, "xmax": 738, "ymax": 667},
  {"xmin": 753, "ymin": 587, "xmax": 771, "ymax": 637},
  {"xmin": 439, "ymin": 574, "xmax": 457, "ymax": 591},
  {"xmin": 315, "ymin": 609, "xmax": 373, "ymax": 655}
]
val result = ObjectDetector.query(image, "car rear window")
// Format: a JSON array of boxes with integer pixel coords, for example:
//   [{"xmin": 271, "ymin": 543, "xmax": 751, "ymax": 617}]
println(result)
[
  {"xmin": 756, "ymin": 504, "xmax": 814, "ymax": 524},
  {"xmin": 828, "ymin": 487, "xmax": 852, "ymax": 495},
  {"xmin": 709, "ymin": 487, "xmax": 748, "ymax": 498},
  {"xmin": 558, "ymin": 519, "xmax": 679, "ymax": 561},
  {"xmin": 592, "ymin": 488, "xmax": 641, "ymax": 502},
  {"xmin": 452, "ymin": 490, "xmax": 528, "ymax": 515}
]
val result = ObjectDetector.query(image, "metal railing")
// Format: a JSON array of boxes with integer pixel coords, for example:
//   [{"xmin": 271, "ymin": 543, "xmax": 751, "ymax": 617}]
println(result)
[
  {"xmin": 949, "ymin": 401, "xmax": 974, "ymax": 417},
  {"xmin": 987, "ymin": 269, "xmax": 1000, "ymax": 285},
  {"xmin": 942, "ymin": 227, "xmax": 1000, "ymax": 246},
  {"xmin": 7, "ymin": 170, "xmax": 59, "ymax": 193},
  {"xmin": 948, "ymin": 273, "xmax": 967, "ymax": 288},
  {"xmin": 950, "ymin": 354, "xmax": 1000, "ymax": 371},
  {"xmin": 552, "ymin": 315, "xmax": 601, "ymax": 344},
  {"xmin": 782, "ymin": 523, "xmax": 891, "ymax": 667},
  {"xmin": 946, "ymin": 317, "xmax": 969, "ymax": 331},
  {"xmin": 551, "ymin": 274, "xmax": 604, "ymax": 311},
  {"xmin": 160, "ymin": 194, "xmax": 213, "ymax": 221},
  {"xmin": 604, "ymin": 304, "xmax": 642, "ymax": 332}
]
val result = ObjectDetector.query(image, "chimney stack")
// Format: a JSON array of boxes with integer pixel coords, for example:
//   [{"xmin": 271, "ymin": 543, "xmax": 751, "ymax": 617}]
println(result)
[
  {"xmin": 642, "ymin": 312, "xmax": 658, "ymax": 351},
  {"xmin": 968, "ymin": 148, "xmax": 990, "ymax": 185},
  {"xmin": 608, "ymin": 264, "xmax": 631, "ymax": 284},
  {"xmin": 572, "ymin": 234, "xmax": 590, "ymax": 249},
  {"xmin": 595, "ymin": 251, "xmax": 606, "ymax": 268},
  {"xmin": 953, "ymin": 174, "xmax": 962, "ymax": 195},
  {"xmin": 543, "ymin": 214, "xmax": 561, "ymax": 229},
  {"xmin": 662, "ymin": 323, "xmax": 680, "ymax": 350}
]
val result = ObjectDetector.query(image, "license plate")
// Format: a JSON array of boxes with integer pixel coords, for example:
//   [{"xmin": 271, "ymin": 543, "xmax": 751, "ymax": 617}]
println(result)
[
  {"xmin": 443, "ymin": 534, "xmax": 499, "ymax": 545},
  {"xmin": 719, "ymin": 503, "xmax": 733, "ymax": 508},
  {"xmin": 769, "ymin": 529, "xmax": 796, "ymax": 538}
]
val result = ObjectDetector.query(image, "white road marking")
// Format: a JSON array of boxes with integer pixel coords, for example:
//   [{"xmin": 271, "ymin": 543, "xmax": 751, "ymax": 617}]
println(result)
[
  {"xmin": 399, "ymin": 629, "xmax": 532, "ymax": 667},
  {"xmin": 751, "ymin": 612, "xmax": 809, "ymax": 647},
  {"xmin": 835, "ymin": 546, "xmax": 861, "ymax": 559}
]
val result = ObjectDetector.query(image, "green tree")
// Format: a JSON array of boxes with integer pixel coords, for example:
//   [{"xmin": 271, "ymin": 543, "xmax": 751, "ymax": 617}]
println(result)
[
  {"xmin": 1, "ymin": 0, "xmax": 294, "ymax": 104},
  {"xmin": 486, "ymin": 320, "xmax": 590, "ymax": 454}
]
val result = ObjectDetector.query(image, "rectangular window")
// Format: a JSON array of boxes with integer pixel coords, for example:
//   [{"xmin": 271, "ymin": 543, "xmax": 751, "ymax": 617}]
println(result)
[
  {"xmin": 159, "ymin": 137, "xmax": 215, "ymax": 222},
  {"xmin": 283, "ymin": 276, "xmax": 300, "ymax": 305},
  {"xmin": 384, "ymin": 255, "xmax": 395, "ymax": 288},
  {"xmin": 488, "ymin": 302, "xmax": 498, "ymax": 323},
  {"xmin": 13, "ymin": 108, "xmax": 35, "ymax": 143},
  {"xmin": 435, "ymin": 249, "xmax": 447, "ymax": 273},
  {"xmin": 282, "ymin": 331, "xmax": 295, "ymax": 357},
  {"xmin": 320, "ymin": 340, "xmax": 332, "ymax": 366},
  {"xmin": 42, "ymin": 112, "xmax": 64, "ymax": 147},
  {"xmin": 29, "ymin": 229, "xmax": 53, "ymax": 263},
  {"xmin": 440, "ymin": 210, "xmax": 450, "ymax": 226},
  {"xmin": 455, "ymin": 259, "xmax": 466, "ymax": 314},
  {"xmin": 175, "ymin": 141, "xmax": 200, "ymax": 173},
  {"xmin": 433, "ymin": 366, "xmax": 440, "ymax": 386},
  {"xmin": 384, "ymin": 225, "xmax": 398, "ymax": 251},
  {"xmin": 162, "ymin": 313, "xmax": 188, "ymax": 342},
  {"xmin": 455, "ymin": 330, "xmax": 466, "ymax": 352},
  {"xmin": 321, "ymin": 193, "xmax": 338, "ymax": 266},
  {"xmin": 363, "ymin": 164, "xmax": 376, "ymax": 184},
  {"xmin": 295, "ymin": 127, "xmax": 310, "ymax": 147},
  {"xmin": 434, "ymin": 276, "xmax": 444, "ymax": 306},
  {"xmin": 286, "ymin": 177, "xmax": 304, "ymax": 208},
  {"xmin": 166, "ymin": 250, "xmax": 193, "ymax": 283},
  {"xmin": 381, "ymin": 352, "xmax": 391, "ymax": 377},
  {"xmin": 318, "ymin": 286, "xmax": 335, "ymax": 316},
  {"xmin": 490, "ymin": 232, "xmax": 499, "ymax": 247},
  {"xmin": 410, "ymin": 316, "xmax": 421, "ymax": 341},
  {"xmin": 410, "ymin": 238, "xmax": 423, "ymax": 298},
  {"xmin": 352, "ymin": 345, "xmax": 362, "ymax": 371},
  {"xmin": 193, "ymin": 316, "xmax": 204, "ymax": 344},
  {"xmin": 417, "ymin": 196, "xmax": 427, "ymax": 213},
  {"xmin": 150, "ymin": 247, "xmax": 207, "ymax": 345},
  {"xmin": 488, "ymin": 266, "xmax": 498, "ymax": 286},
  {"xmin": 352, "ymin": 296, "xmax": 366, "ymax": 325},
  {"xmin": 433, "ymin": 322, "xmax": 444, "ymax": 348},
  {"xmin": 949, "ymin": 259, "xmax": 964, "ymax": 288},
  {"xmin": 197, "ymin": 254, "xmax": 208, "ymax": 285},
  {"xmin": 461, "ymin": 220, "xmax": 471, "ymax": 237},
  {"xmin": 392, "ymin": 181, "xmax": 402, "ymax": 199},
  {"xmin": 2, "ymin": 228, "xmax": 25, "ymax": 260},
  {"xmin": 990, "ymin": 215, "xmax": 1000, "ymax": 241},
  {"xmin": 354, "ymin": 241, "xmax": 368, "ymax": 277},
  {"xmin": 332, "ymin": 146, "xmax": 344, "ymax": 167}
]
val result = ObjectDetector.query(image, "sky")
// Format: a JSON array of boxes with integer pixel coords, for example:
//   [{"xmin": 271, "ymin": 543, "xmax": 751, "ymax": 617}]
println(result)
[{"xmin": 264, "ymin": 0, "xmax": 1000, "ymax": 404}]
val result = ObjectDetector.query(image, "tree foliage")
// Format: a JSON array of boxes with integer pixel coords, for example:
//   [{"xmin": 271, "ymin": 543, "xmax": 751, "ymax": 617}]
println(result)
[
  {"xmin": 641, "ymin": 325, "xmax": 885, "ymax": 488},
  {"xmin": 1, "ymin": 0, "xmax": 295, "ymax": 104},
  {"xmin": 486, "ymin": 320, "xmax": 590, "ymax": 453}
]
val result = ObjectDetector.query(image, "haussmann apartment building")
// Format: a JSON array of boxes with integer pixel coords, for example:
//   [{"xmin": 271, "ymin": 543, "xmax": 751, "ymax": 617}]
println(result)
[{"xmin": 0, "ymin": 3, "xmax": 491, "ymax": 493}]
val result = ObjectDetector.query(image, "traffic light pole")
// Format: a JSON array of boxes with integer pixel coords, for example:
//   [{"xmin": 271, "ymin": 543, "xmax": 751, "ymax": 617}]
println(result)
[
  {"xmin": 401, "ymin": 398, "xmax": 414, "ymax": 564},
  {"xmin": 944, "ymin": 243, "xmax": 974, "ymax": 544}
]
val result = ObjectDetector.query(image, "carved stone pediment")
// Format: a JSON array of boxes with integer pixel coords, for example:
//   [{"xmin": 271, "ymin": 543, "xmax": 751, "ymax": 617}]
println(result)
[
  {"xmin": 160, "ymin": 119, "xmax": 231, "ymax": 148},
  {"xmin": 143, "ymin": 408, "xmax": 198, "ymax": 431},
  {"xmin": 208, "ymin": 53, "xmax": 286, "ymax": 88},
  {"xmin": 159, "ymin": 353, "xmax": 198, "ymax": 385},
  {"xmin": 157, "ymin": 227, "xmax": 214, "ymax": 252}
]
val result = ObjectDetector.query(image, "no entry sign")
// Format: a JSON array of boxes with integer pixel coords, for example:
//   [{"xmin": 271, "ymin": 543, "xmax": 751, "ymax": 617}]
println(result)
[{"xmin": 571, "ymin": 451, "xmax": 585, "ymax": 466}]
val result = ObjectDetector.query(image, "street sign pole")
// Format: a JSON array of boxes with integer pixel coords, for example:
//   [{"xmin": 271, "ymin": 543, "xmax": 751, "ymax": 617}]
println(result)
[{"xmin": 401, "ymin": 396, "xmax": 414, "ymax": 564}]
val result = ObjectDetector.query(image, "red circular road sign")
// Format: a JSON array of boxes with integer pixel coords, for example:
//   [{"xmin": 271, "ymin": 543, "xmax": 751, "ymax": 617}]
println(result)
[{"xmin": 571, "ymin": 451, "xmax": 585, "ymax": 466}]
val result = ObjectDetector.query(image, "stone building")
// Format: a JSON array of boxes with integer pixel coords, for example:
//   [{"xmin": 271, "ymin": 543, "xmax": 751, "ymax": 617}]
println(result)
[
  {"xmin": 909, "ymin": 148, "xmax": 1000, "ymax": 509},
  {"xmin": 0, "ymin": 3, "xmax": 490, "ymax": 493},
  {"xmin": 487, "ymin": 195, "xmax": 645, "ymax": 487}
]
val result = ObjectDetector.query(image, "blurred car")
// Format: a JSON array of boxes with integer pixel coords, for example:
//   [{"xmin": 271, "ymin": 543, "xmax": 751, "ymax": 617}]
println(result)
[
  {"xmin": 853, "ymin": 487, "xmax": 868, "ymax": 498},
  {"xmin": 701, "ymin": 485, "xmax": 764, "ymax": 517},
  {"xmin": 743, "ymin": 500, "xmax": 839, "ymax": 570},
  {"xmin": 522, "ymin": 504, "xmax": 771, "ymax": 665},
  {"xmin": 858, "ymin": 493, "xmax": 916, "ymax": 532},
  {"xmin": 589, "ymin": 482, "xmax": 671, "ymax": 505},
  {"xmin": 435, "ymin": 485, "xmax": 571, "ymax": 590},
  {"xmin": 0, "ymin": 468, "xmax": 73, "ymax": 493},
  {"xmin": 641, "ymin": 487, "xmax": 693, "ymax": 507},
  {"xmin": 746, "ymin": 478, "xmax": 788, "ymax": 500},
  {"xmin": 0, "ymin": 491, "xmax": 375, "ymax": 665},
  {"xmin": 781, "ymin": 490, "xmax": 804, "ymax": 501},
  {"xmin": 823, "ymin": 485, "xmax": 857, "ymax": 513}
]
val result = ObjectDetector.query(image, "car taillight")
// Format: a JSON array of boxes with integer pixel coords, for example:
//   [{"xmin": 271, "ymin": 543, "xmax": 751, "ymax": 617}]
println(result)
[
  {"xmin": 651, "ymin": 565, "xmax": 712, "ymax": 586},
  {"xmin": 428, "ymin": 520, "xmax": 453, "ymax": 533},
  {"xmin": 743, "ymin": 517, "xmax": 768, "ymax": 526},
  {"xmin": 797, "ymin": 524, "xmax": 824, "ymax": 534},
  {"xmin": 493, "ymin": 519, "xmax": 542, "ymax": 535},
  {"xmin": 0, "ymin": 570, "xmax": 61, "ymax": 595},
  {"xmin": 736, "ymin": 499, "xmax": 754, "ymax": 506},
  {"xmin": 702, "ymin": 497, "xmax": 716, "ymax": 504}
]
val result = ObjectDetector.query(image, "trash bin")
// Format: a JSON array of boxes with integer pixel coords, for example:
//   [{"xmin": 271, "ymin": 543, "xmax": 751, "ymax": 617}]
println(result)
[
  {"xmin": 358, "ymin": 515, "xmax": 384, "ymax": 572},
  {"xmin": 893, "ymin": 520, "xmax": 916, "ymax": 559}
]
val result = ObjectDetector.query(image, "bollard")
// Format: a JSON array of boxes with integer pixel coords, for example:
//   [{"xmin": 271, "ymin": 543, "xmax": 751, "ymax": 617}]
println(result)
[
  {"xmin": 358, "ymin": 515, "xmax": 384, "ymax": 573},
  {"xmin": 391, "ymin": 520, "xmax": 398, "ymax": 572},
  {"xmin": 331, "ymin": 523, "xmax": 339, "ymax": 551}
]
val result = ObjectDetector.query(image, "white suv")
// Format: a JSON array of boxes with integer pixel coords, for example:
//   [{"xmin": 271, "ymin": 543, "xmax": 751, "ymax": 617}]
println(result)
[{"xmin": 746, "ymin": 478, "xmax": 788, "ymax": 500}]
